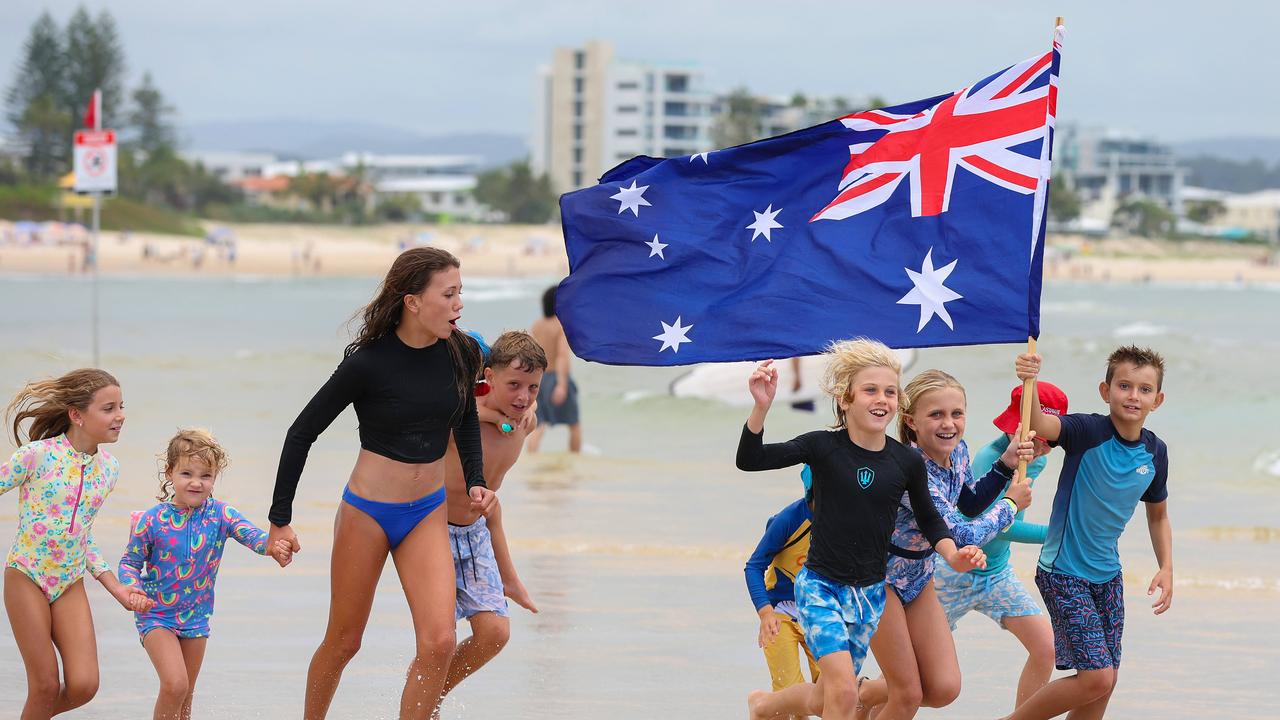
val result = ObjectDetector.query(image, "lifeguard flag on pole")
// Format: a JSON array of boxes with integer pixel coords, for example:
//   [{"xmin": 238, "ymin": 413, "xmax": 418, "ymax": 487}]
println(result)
[
  {"xmin": 556, "ymin": 27, "xmax": 1063, "ymax": 366},
  {"xmin": 83, "ymin": 89, "xmax": 100, "ymax": 129}
]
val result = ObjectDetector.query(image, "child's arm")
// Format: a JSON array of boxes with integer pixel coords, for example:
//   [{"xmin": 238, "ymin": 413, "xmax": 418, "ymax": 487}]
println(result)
[
  {"xmin": 998, "ymin": 518, "xmax": 1048, "ymax": 545},
  {"xmin": 1014, "ymin": 353, "xmax": 1061, "ymax": 442},
  {"xmin": 744, "ymin": 511, "xmax": 800, "ymax": 649},
  {"xmin": 551, "ymin": 332, "xmax": 572, "ymax": 406},
  {"xmin": 737, "ymin": 361, "xmax": 813, "ymax": 472},
  {"xmin": 1145, "ymin": 500, "xmax": 1173, "ymax": 615},
  {"xmin": 905, "ymin": 458, "xmax": 986, "ymax": 573},
  {"xmin": 0, "ymin": 444, "xmax": 40, "ymax": 498},
  {"xmin": 115, "ymin": 512, "xmax": 156, "ymax": 612},
  {"xmin": 224, "ymin": 503, "xmax": 292, "ymax": 567},
  {"xmin": 485, "ymin": 500, "xmax": 537, "ymax": 613}
]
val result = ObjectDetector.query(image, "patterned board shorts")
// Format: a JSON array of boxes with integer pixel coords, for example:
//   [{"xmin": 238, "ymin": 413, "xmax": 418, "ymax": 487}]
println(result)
[
  {"xmin": 1035, "ymin": 568, "xmax": 1124, "ymax": 671},
  {"xmin": 136, "ymin": 616, "xmax": 211, "ymax": 642},
  {"xmin": 934, "ymin": 563, "xmax": 1042, "ymax": 630},
  {"xmin": 450, "ymin": 516, "xmax": 508, "ymax": 621},
  {"xmin": 794, "ymin": 567, "xmax": 886, "ymax": 673}
]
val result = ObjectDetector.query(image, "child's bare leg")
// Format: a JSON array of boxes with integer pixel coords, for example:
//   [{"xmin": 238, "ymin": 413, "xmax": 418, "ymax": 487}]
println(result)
[
  {"xmin": 439, "ymin": 611, "xmax": 510, "ymax": 699},
  {"xmin": 861, "ymin": 591, "xmax": 921, "ymax": 720},
  {"xmin": 902, "ymin": 583, "xmax": 960, "ymax": 708},
  {"xmin": 525, "ymin": 426, "xmax": 545, "ymax": 453},
  {"xmin": 1002, "ymin": 614, "xmax": 1054, "ymax": 708},
  {"xmin": 177, "ymin": 637, "xmax": 208, "ymax": 720},
  {"xmin": 1003, "ymin": 668, "xmax": 1116, "ymax": 720},
  {"xmin": 568, "ymin": 423, "xmax": 582, "ymax": 453},
  {"xmin": 1064, "ymin": 670, "xmax": 1117, "ymax": 720},
  {"xmin": 47, "ymin": 580, "xmax": 100, "ymax": 713},
  {"xmin": 750, "ymin": 651, "xmax": 857, "ymax": 720},
  {"xmin": 5, "ymin": 568, "xmax": 60, "ymax": 719},
  {"xmin": 143, "ymin": 630, "xmax": 190, "ymax": 720}
]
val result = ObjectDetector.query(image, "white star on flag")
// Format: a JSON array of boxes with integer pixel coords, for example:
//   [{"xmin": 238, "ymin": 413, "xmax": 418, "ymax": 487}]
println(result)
[
  {"xmin": 746, "ymin": 204, "xmax": 783, "ymax": 242},
  {"xmin": 897, "ymin": 248, "xmax": 963, "ymax": 331},
  {"xmin": 645, "ymin": 234, "xmax": 668, "ymax": 259},
  {"xmin": 690, "ymin": 151, "xmax": 711, "ymax": 164},
  {"xmin": 610, "ymin": 180, "xmax": 651, "ymax": 216},
  {"xmin": 653, "ymin": 316, "xmax": 693, "ymax": 353}
]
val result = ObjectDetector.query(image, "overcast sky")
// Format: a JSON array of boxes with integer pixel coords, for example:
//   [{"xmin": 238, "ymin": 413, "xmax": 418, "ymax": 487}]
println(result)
[{"xmin": 4, "ymin": 1, "xmax": 1273, "ymax": 143}]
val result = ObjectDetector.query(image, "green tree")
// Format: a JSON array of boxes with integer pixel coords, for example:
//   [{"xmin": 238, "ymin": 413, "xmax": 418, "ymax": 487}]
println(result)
[
  {"xmin": 1185, "ymin": 198, "xmax": 1226, "ymax": 224},
  {"xmin": 5, "ymin": 12, "xmax": 70, "ymax": 178},
  {"xmin": 64, "ymin": 6, "xmax": 126, "ymax": 128},
  {"xmin": 474, "ymin": 160, "xmax": 556, "ymax": 223},
  {"xmin": 1112, "ymin": 199, "xmax": 1175, "ymax": 238},
  {"xmin": 711, "ymin": 87, "xmax": 762, "ymax": 147},
  {"xmin": 375, "ymin": 193, "xmax": 423, "ymax": 222},
  {"xmin": 1048, "ymin": 174, "xmax": 1081, "ymax": 223},
  {"xmin": 289, "ymin": 172, "xmax": 338, "ymax": 214},
  {"xmin": 126, "ymin": 72, "xmax": 176, "ymax": 157}
]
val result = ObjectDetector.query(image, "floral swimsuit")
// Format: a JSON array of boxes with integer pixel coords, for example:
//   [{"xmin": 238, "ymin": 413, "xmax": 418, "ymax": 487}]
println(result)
[
  {"xmin": 118, "ymin": 498, "xmax": 269, "ymax": 638},
  {"xmin": 1, "ymin": 434, "xmax": 118, "ymax": 602}
]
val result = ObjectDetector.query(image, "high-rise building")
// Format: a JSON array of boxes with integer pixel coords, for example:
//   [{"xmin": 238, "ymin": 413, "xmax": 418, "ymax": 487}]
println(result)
[
  {"xmin": 1058, "ymin": 125, "xmax": 1187, "ymax": 224},
  {"xmin": 531, "ymin": 41, "xmax": 713, "ymax": 193}
]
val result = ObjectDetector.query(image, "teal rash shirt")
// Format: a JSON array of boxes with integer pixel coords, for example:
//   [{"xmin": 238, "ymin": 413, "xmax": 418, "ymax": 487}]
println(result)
[{"xmin": 967, "ymin": 434, "xmax": 1048, "ymax": 577}]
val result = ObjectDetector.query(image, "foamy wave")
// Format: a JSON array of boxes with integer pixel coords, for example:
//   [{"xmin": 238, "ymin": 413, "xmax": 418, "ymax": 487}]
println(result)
[
  {"xmin": 1177, "ymin": 575, "xmax": 1280, "ymax": 592},
  {"xmin": 622, "ymin": 390, "xmax": 656, "ymax": 404},
  {"xmin": 1253, "ymin": 450, "xmax": 1280, "ymax": 478},
  {"xmin": 1113, "ymin": 322, "xmax": 1167, "ymax": 337},
  {"xmin": 512, "ymin": 537, "xmax": 744, "ymax": 561}
]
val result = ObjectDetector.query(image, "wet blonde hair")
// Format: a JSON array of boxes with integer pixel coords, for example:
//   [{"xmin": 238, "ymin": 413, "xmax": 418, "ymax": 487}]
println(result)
[
  {"xmin": 6, "ymin": 368, "xmax": 120, "ymax": 444},
  {"xmin": 157, "ymin": 428, "xmax": 229, "ymax": 502},
  {"xmin": 821, "ymin": 338, "xmax": 902, "ymax": 429},
  {"xmin": 898, "ymin": 369, "xmax": 966, "ymax": 446}
]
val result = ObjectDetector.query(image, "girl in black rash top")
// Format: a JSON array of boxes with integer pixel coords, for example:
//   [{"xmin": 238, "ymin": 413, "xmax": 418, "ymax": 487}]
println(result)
[
  {"xmin": 738, "ymin": 339, "xmax": 987, "ymax": 720},
  {"xmin": 267, "ymin": 247, "xmax": 496, "ymax": 720}
]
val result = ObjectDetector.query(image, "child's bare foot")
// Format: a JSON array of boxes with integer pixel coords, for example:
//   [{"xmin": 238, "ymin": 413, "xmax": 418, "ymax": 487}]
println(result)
[{"xmin": 747, "ymin": 689, "xmax": 770, "ymax": 720}]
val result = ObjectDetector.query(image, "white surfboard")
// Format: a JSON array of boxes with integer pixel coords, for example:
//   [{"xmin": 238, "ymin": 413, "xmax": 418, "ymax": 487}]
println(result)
[{"xmin": 668, "ymin": 350, "xmax": 917, "ymax": 408}]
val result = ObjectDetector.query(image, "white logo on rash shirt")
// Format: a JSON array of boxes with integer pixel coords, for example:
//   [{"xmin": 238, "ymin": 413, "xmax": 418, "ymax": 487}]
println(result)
[{"xmin": 1136, "ymin": 464, "xmax": 1150, "ymax": 475}]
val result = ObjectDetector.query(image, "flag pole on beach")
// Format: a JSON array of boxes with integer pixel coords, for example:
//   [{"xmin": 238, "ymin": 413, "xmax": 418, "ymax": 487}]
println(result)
[
  {"xmin": 90, "ymin": 88, "xmax": 101, "ymax": 368},
  {"xmin": 1017, "ymin": 16, "xmax": 1064, "ymax": 479}
]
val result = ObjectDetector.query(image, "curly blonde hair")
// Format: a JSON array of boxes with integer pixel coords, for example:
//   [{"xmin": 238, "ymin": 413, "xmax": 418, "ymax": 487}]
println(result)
[
  {"xmin": 897, "ymin": 369, "xmax": 966, "ymax": 445},
  {"xmin": 821, "ymin": 338, "xmax": 902, "ymax": 429},
  {"xmin": 157, "ymin": 428, "xmax": 229, "ymax": 502}
]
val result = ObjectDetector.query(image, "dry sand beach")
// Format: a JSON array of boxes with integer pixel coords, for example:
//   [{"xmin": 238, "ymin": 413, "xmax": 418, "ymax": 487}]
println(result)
[{"xmin": 2, "ymin": 221, "xmax": 1279, "ymax": 284}]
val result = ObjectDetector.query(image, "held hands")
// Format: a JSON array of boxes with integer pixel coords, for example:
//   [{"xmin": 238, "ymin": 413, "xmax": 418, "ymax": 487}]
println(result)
[
  {"xmin": 1148, "ymin": 567, "xmax": 1173, "ymax": 615},
  {"xmin": 268, "ymin": 524, "xmax": 302, "ymax": 560},
  {"xmin": 757, "ymin": 606, "xmax": 781, "ymax": 648},
  {"xmin": 114, "ymin": 584, "xmax": 155, "ymax": 613},
  {"xmin": 945, "ymin": 544, "xmax": 987, "ymax": 573},
  {"xmin": 1015, "ymin": 352, "xmax": 1042, "ymax": 382},
  {"xmin": 749, "ymin": 360, "xmax": 779, "ymax": 408},
  {"xmin": 268, "ymin": 539, "xmax": 295, "ymax": 568},
  {"xmin": 504, "ymin": 578, "xmax": 539, "ymax": 613},
  {"xmin": 470, "ymin": 486, "xmax": 498, "ymax": 516}
]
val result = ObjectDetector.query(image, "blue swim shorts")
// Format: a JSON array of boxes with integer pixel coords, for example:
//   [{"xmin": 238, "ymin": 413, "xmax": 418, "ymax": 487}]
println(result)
[
  {"xmin": 934, "ymin": 563, "xmax": 1042, "ymax": 630},
  {"xmin": 794, "ymin": 567, "xmax": 885, "ymax": 673},
  {"xmin": 1035, "ymin": 568, "xmax": 1124, "ymax": 671},
  {"xmin": 450, "ymin": 516, "xmax": 508, "ymax": 621}
]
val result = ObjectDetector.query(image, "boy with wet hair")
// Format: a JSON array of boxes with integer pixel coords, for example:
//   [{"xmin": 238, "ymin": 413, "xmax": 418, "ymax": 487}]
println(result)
[
  {"xmin": 438, "ymin": 331, "xmax": 547, "ymax": 706},
  {"xmin": 1004, "ymin": 345, "xmax": 1173, "ymax": 720}
]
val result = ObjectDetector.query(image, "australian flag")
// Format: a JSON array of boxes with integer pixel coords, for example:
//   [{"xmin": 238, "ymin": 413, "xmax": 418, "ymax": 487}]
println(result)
[{"xmin": 558, "ymin": 28, "xmax": 1063, "ymax": 366}]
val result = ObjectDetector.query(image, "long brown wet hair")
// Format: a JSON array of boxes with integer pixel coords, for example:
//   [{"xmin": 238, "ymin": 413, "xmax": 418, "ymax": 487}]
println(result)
[
  {"xmin": 347, "ymin": 247, "xmax": 482, "ymax": 424},
  {"xmin": 6, "ymin": 368, "xmax": 120, "ymax": 444}
]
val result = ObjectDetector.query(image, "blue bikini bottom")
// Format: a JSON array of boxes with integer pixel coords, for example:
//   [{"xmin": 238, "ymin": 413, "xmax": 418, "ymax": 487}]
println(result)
[{"xmin": 342, "ymin": 485, "xmax": 447, "ymax": 549}]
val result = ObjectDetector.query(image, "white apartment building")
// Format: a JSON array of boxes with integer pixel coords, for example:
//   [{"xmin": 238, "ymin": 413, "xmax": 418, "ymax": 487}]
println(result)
[
  {"xmin": 181, "ymin": 150, "xmax": 279, "ymax": 182},
  {"xmin": 531, "ymin": 41, "xmax": 713, "ymax": 193},
  {"xmin": 1057, "ymin": 126, "xmax": 1187, "ymax": 226}
]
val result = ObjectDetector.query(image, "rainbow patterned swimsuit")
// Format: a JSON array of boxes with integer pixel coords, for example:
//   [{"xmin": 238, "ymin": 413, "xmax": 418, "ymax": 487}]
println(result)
[
  {"xmin": 118, "ymin": 498, "xmax": 269, "ymax": 638},
  {"xmin": 1, "ymin": 435, "xmax": 118, "ymax": 603}
]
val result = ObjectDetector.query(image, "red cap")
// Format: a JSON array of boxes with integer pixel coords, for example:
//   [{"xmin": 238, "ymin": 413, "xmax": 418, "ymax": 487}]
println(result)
[{"xmin": 993, "ymin": 382, "xmax": 1068, "ymax": 434}]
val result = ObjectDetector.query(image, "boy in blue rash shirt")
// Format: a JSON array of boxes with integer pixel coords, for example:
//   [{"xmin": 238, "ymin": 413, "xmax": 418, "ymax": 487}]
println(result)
[
  {"xmin": 745, "ymin": 494, "xmax": 817, "ymax": 694},
  {"xmin": 934, "ymin": 382, "xmax": 1068, "ymax": 711},
  {"xmin": 1003, "ymin": 347, "xmax": 1173, "ymax": 720}
]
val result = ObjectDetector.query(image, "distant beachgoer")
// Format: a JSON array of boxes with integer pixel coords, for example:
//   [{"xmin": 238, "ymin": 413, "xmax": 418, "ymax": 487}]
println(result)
[
  {"xmin": 735, "ymin": 340, "xmax": 986, "ymax": 720},
  {"xmin": 528, "ymin": 285, "xmax": 582, "ymax": 453},
  {"xmin": 267, "ymin": 247, "xmax": 495, "ymax": 719},
  {"xmin": 436, "ymin": 331, "xmax": 544, "ymax": 708},
  {"xmin": 2, "ymin": 369, "xmax": 144, "ymax": 717},
  {"xmin": 119, "ymin": 429, "xmax": 292, "ymax": 720}
]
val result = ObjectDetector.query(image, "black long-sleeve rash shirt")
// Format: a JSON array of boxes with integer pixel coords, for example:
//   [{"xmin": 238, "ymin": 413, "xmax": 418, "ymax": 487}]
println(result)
[
  {"xmin": 736, "ymin": 424, "xmax": 953, "ymax": 588},
  {"xmin": 270, "ymin": 332, "xmax": 484, "ymax": 526}
]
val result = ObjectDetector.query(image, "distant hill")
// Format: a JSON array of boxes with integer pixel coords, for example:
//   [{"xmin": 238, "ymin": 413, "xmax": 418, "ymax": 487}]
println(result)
[
  {"xmin": 181, "ymin": 119, "xmax": 527, "ymax": 168},
  {"xmin": 1174, "ymin": 137, "xmax": 1280, "ymax": 166}
]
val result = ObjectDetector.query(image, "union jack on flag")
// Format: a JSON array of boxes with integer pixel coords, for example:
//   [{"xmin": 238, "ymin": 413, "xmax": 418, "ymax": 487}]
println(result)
[{"xmin": 556, "ymin": 27, "xmax": 1064, "ymax": 366}]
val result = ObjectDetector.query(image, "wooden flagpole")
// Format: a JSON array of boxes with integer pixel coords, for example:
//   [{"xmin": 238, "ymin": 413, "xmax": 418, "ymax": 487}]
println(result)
[{"xmin": 1016, "ymin": 16, "xmax": 1062, "ymax": 479}]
